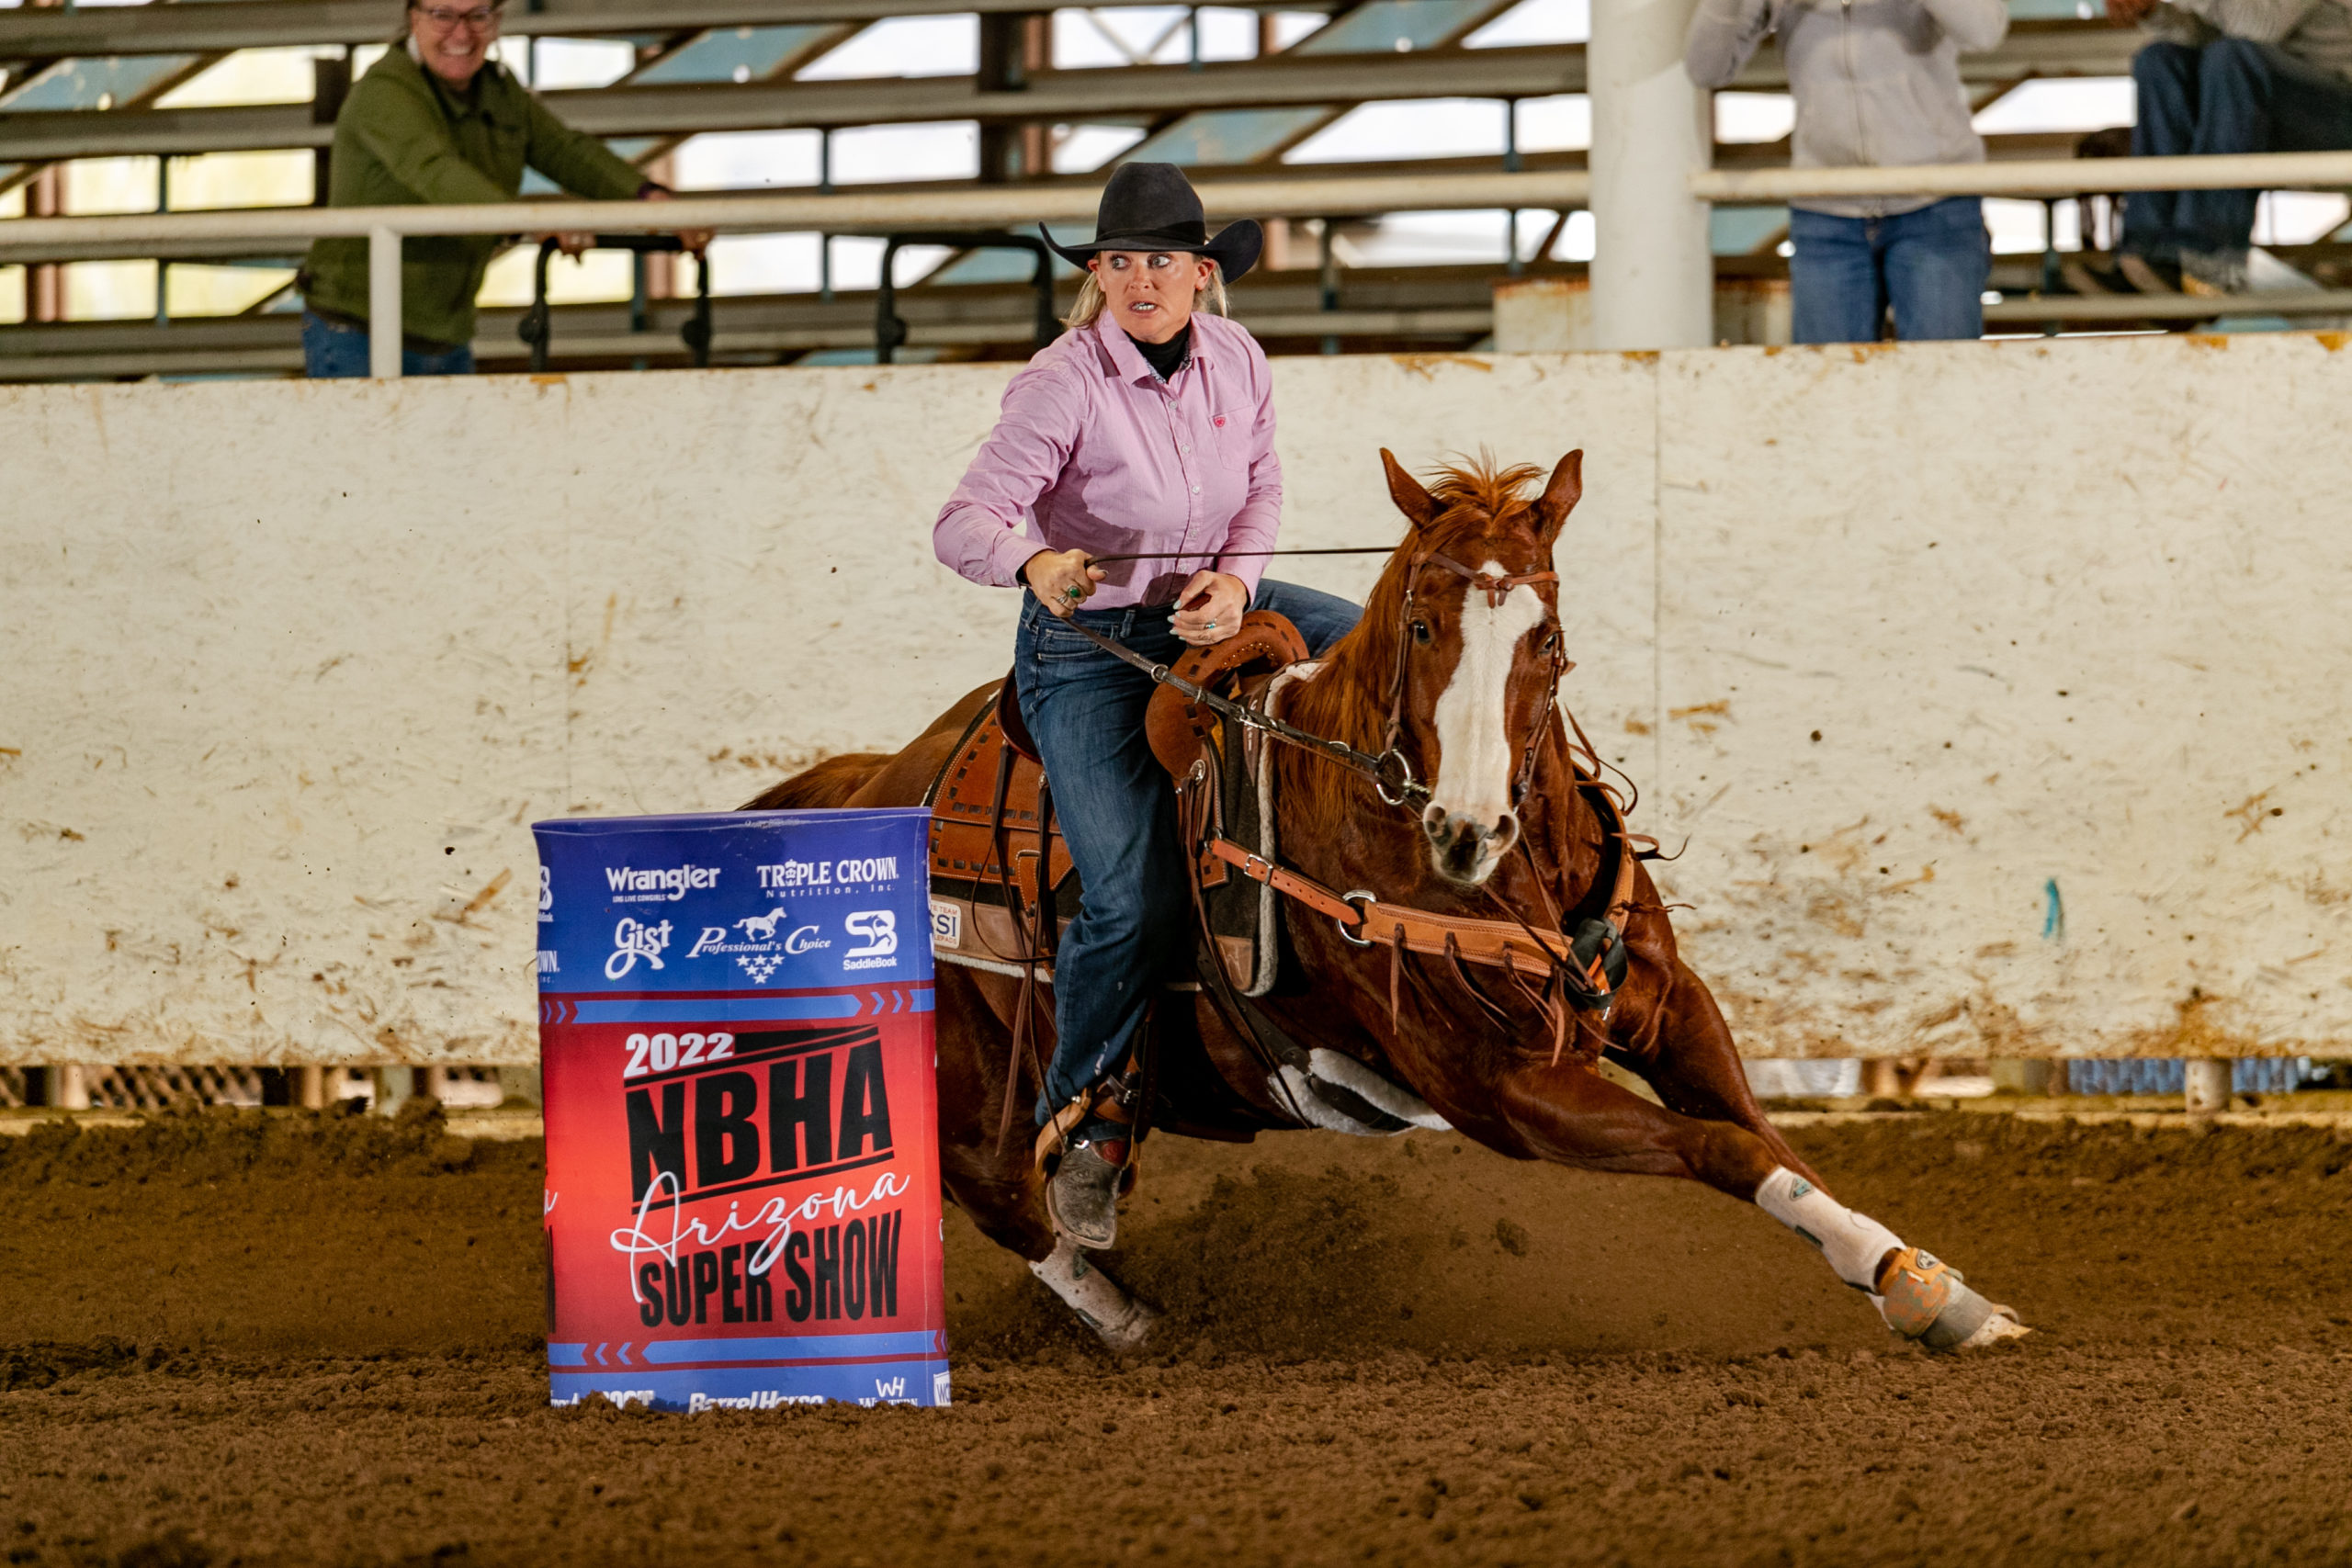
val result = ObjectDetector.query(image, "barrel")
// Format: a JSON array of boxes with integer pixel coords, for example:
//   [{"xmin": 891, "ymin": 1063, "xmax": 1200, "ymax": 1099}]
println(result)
[{"xmin": 531, "ymin": 807, "xmax": 947, "ymax": 1411}]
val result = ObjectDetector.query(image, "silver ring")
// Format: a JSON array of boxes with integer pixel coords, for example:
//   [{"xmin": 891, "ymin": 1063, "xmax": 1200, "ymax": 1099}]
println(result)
[
  {"xmin": 1205, "ymin": 620, "xmax": 1216, "ymax": 631},
  {"xmin": 1336, "ymin": 890, "xmax": 1377, "ymax": 948},
  {"xmin": 1374, "ymin": 750, "xmax": 1418, "ymax": 807},
  {"xmin": 1064, "ymin": 585, "xmax": 1082, "ymax": 602}
]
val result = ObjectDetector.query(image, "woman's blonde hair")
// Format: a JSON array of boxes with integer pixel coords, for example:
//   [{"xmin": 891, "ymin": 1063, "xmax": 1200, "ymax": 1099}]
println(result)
[{"xmin": 1062, "ymin": 256, "xmax": 1228, "ymax": 330}]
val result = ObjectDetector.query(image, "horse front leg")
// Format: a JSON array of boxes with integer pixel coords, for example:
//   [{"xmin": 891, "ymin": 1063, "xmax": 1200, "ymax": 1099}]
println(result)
[
  {"xmin": 1617, "ymin": 958, "xmax": 1823, "ymax": 1185},
  {"xmin": 1489, "ymin": 1044, "xmax": 2027, "ymax": 1351}
]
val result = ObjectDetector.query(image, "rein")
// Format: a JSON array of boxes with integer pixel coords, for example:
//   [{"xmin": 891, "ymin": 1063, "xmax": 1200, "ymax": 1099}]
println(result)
[
  {"xmin": 1057, "ymin": 616, "xmax": 1430, "ymax": 806},
  {"xmin": 1051, "ymin": 543, "xmax": 1562, "ymax": 810},
  {"xmin": 1057, "ymin": 542, "xmax": 1634, "ymax": 1066}
]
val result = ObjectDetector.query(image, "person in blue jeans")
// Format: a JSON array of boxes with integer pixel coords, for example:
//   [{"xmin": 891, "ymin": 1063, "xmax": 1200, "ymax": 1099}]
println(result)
[
  {"xmin": 300, "ymin": 311, "xmax": 475, "ymax": 378},
  {"xmin": 932, "ymin": 164, "xmax": 1362, "ymax": 1251},
  {"xmin": 1012, "ymin": 576, "xmax": 1359, "ymax": 1108},
  {"xmin": 2106, "ymin": 0, "xmax": 2352, "ymax": 296},
  {"xmin": 1787, "ymin": 198, "xmax": 1993, "ymax": 343},
  {"xmin": 1686, "ymin": 0, "xmax": 2007, "ymax": 343}
]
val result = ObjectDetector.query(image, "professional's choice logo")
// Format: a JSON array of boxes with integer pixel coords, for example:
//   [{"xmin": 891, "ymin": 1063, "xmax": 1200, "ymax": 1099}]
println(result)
[
  {"xmin": 736, "ymin": 907, "xmax": 790, "ymax": 942},
  {"xmin": 540, "ymin": 866, "xmax": 555, "ymax": 924},
  {"xmin": 682, "ymin": 905, "xmax": 833, "ymax": 987},
  {"xmin": 605, "ymin": 864, "xmax": 722, "ymax": 904},
  {"xmin": 606, "ymin": 918, "xmax": 673, "ymax": 980},
  {"xmin": 842, "ymin": 910, "xmax": 899, "ymax": 971},
  {"xmin": 928, "ymin": 899, "xmax": 961, "ymax": 950}
]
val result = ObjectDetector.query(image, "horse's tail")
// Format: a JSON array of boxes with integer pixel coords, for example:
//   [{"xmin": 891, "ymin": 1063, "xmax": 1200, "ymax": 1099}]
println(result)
[{"xmin": 740, "ymin": 752, "xmax": 893, "ymax": 811}]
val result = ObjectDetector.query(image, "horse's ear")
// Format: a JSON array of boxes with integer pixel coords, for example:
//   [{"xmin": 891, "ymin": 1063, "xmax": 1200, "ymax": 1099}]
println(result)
[
  {"xmin": 1534, "ymin": 448, "xmax": 1584, "ymax": 548},
  {"xmin": 1380, "ymin": 448, "xmax": 1441, "ymax": 532}
]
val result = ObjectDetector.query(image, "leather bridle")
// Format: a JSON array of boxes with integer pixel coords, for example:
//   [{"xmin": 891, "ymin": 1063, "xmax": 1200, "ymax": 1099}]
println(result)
[
  {"xmin": 1067, "ymin": 537, "xmax": 1629, "ymax": 1057},
  {"xmin": 1380, "ymin": 546, "xmax": 1567, "ymax": 812}
]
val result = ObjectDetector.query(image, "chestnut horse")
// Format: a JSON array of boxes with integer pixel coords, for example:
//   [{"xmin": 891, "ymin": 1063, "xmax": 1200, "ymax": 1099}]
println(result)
[{"xmin": 748, "ymin": 450, "xmax": 2025, "ymax": 1353}]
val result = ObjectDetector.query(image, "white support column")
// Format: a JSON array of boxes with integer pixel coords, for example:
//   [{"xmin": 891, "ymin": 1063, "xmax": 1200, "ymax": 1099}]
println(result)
[
  {"xmin": 1588, "ymin": 0, "xmax": 1713, "ymax": 349},
  {"xmin": 2184, "ymin": 1058, "xmax": 2232, "ymax": 1115},
  {"xmin": 373, "ymin": 1064, "xmax": 413, "ymax": 1116},
  {"xmin": 367, "ymin": 223, "xmax": 402, "ymax": 379}
]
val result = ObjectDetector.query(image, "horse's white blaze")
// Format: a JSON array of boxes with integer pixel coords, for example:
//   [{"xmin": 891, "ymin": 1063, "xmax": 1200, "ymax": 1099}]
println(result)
[{"xmin": 1426, "ymin": 562, "xmax": 1549, "ymax": 857}]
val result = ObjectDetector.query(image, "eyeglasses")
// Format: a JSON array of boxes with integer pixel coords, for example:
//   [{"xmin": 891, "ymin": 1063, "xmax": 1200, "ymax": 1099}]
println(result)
[{"xmin": 413, "ymin": 4, "xmax": 503, "ymax": 30}]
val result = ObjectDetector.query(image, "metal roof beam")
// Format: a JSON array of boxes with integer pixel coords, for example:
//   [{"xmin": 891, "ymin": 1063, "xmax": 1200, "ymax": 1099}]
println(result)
[
  {"xmin": 0, "ymin": 0, "xmax": 1339, "ymax": 61},
  {"xmin": 0, "ymin": 45, "xmax": 1584, "ymax": 160},
  {"xmin": 0, "ymin": 28, "xmax": 2135, "ymax": 163}
]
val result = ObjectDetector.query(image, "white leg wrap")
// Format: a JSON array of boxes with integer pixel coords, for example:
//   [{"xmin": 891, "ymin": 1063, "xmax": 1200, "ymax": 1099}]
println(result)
[
  {"xmin": 1029, "ymin": 1237, "xmax": 1155, "ymax": 1350},
  {"xmin": 1755, "ymin": 1167, "xmax": 1903, "ymax": 1292}
]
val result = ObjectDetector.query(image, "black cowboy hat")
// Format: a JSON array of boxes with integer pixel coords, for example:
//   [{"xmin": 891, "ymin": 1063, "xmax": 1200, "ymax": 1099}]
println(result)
[{"xmin": 1040, "ymin": 162, "xmax": 1262, "ymax": 283}]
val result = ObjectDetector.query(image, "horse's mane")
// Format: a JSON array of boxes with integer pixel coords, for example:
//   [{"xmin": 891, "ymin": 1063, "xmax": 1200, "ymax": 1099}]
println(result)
[{"xmin": 1280, "ymin": 454, "xmax": 1549, "ymax": 762}]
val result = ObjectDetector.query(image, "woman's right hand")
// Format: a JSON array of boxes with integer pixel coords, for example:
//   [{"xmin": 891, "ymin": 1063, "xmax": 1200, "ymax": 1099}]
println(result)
[{"xmin": 1023, "ymin": 548, "xmax": 1106, "ymax": 619}]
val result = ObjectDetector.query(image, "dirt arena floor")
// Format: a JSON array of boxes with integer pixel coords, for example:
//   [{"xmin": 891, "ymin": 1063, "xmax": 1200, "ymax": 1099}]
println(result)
[{"xmin": 5, "ymin": 1105, "xmax": 2350, "ymax": 1566}]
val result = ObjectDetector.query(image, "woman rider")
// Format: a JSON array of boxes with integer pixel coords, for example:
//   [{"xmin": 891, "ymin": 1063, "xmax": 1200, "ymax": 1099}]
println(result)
[{"xmin": 933, "ymin": 164, "xmax": 1360, "ymax": 1250}]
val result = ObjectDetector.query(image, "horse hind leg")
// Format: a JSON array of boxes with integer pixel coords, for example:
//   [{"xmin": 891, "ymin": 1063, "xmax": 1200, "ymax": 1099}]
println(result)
[
  {"xmin": 1628, "ymin": 961, "xmax": 2028, "ymax": 1350},
  {"xmin": 931, "ymin": 964, "xmax": 1161, "ymax": 1353}
]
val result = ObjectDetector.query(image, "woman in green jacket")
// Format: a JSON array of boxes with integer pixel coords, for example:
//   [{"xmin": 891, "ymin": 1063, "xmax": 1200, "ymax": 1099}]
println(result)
[{"xmin": 300, "ymin": 0, "xmax": 703, "ymax": 377}]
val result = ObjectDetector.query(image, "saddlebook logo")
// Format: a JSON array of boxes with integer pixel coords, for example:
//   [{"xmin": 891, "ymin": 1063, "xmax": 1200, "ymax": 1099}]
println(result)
[{"xmin": 842, "ymin": 910, "xmax": 898, "ymax": 971}]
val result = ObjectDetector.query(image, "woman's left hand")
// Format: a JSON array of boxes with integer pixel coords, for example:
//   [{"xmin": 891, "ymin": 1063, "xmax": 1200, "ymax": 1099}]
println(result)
[{"xmin": 1173, "ymin": 570, "xmax": 1249, "ymax": 647}]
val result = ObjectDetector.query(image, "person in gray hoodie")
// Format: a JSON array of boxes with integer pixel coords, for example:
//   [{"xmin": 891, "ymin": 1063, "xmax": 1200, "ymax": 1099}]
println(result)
[
  {"xmin": 2102, "ymin": 0, "xmax": 2352, "ymax": 295},
  {"xmin": 1685, "ymin": 0, "xmax": 2008, "ymax": 342}
]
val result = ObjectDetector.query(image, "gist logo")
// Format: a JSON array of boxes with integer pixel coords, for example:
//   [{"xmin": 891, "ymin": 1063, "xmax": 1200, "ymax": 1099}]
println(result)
[
  {"xmin": 605, "ymin": 917, "xmax": 673, "ymax": 980},
  {"xmin": 842, "ymin": 910, "xmax": 898, "ymax": 971},
  {"xmin": 605, "ymin": 864, "xmax": 721, "ymax": 904}
]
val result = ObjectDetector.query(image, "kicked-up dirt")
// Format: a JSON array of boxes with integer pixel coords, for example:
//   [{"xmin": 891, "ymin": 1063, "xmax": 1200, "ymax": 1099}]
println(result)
[{"xmin": 4, "ymin": 1104, "xmax": 2351, "ymax": 1565}]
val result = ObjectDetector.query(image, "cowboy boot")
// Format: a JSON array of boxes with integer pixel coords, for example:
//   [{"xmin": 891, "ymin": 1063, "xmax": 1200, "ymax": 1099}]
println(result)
[
  {"xmin": 1042, "ymin": 1066, "xmax": 1142, "ymax": 1250},
  {"xmin": 1045, "ymin": 1119, "xmax": 1130, "ymax": 1250}
]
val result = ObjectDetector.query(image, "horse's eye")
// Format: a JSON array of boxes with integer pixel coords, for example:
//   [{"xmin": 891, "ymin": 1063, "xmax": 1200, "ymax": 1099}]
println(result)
[
  {"xmin": 1542, "ymin": 630, "xmax": 1561, "ymax": 654},
  {"xmin": 1411, "ymin": 620, "xmax": 1432, "ymax": 647}
]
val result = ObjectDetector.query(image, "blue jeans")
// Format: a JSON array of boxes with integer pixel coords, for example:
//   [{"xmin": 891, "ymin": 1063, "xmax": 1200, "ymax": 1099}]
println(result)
[
  {"xmin": 2124, "ymin": 38, "xmax": 2352, "ymax": 260},
  {"xmin": 1789, "ymin": 197, "xmax": 1988, "ymax": 344},
  {"xmin": 1014, "ymin": 578, "xmax": 1361, "ymax": 1120},
  {"xmin": 301, "ymin": 310, "xmax": 476, "ymax": 378}
]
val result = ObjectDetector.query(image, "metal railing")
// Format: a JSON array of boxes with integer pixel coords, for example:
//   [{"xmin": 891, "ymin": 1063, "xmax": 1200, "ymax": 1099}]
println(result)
[{"xmin": 6, "ymin": 152, "xmax": 2351, "ymax": 374}]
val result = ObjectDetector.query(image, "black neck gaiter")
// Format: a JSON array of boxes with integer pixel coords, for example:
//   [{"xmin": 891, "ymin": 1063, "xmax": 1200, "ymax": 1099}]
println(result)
[{"xmin": 1127, "ymin": 321, "xmax": 1193, "ymax": 381}]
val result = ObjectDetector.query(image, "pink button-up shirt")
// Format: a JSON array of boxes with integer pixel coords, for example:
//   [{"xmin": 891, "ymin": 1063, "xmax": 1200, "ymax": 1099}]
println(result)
[{"xmin": 933, "ymin": 312, "xmax": 1282, "ymax": 608}]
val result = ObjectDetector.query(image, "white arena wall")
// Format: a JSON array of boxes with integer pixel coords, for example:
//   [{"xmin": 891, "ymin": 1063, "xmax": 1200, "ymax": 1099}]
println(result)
[{"xmin": 2, "ymin": 333, "xmax": 2347, "ymax": 1067}]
